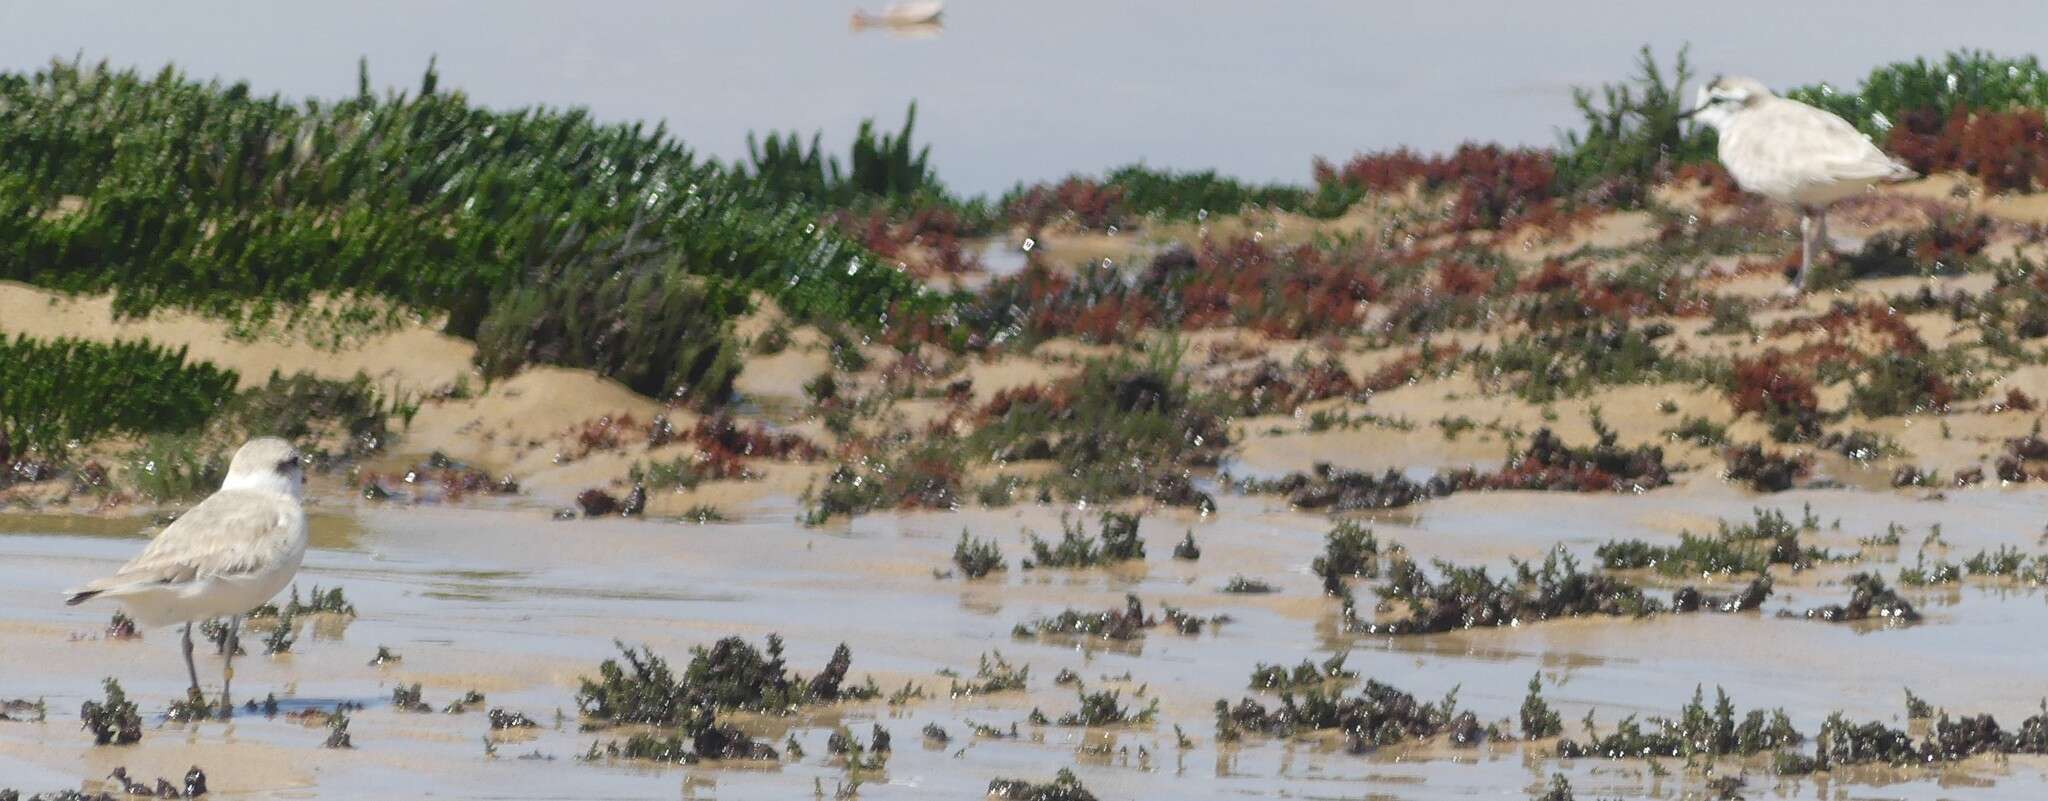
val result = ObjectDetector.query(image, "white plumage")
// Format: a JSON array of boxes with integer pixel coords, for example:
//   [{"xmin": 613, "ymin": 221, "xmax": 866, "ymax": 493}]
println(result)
[
  {"xmin": 1686, "ymin": 76, "xmax": 1917, "ymax": 290},
  {"xmin": 852, "ymin": 1, "xmax": 945, "ymax": 28},
  {"xmin": 67, "ymin": 437, "xmax": 307, "ymax": 710}
]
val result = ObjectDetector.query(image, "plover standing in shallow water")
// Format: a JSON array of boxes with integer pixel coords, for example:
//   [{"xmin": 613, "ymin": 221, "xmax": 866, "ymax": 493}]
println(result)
[
  {"xmin": 1683, "ymin": 76, "xmax": 1918, "ymax": 291},
  {"xmin": 66, "ymin": 437, "xmax": 307, "ymax": 711}
]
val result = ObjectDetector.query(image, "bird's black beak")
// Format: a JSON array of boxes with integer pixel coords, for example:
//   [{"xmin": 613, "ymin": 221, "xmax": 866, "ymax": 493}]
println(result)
[{"xmin": 1676, "ymin": 106, "xmax": 1702, "ymax": 120}]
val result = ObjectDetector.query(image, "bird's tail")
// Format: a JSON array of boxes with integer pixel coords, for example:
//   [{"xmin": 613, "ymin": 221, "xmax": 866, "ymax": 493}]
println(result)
[
  {"xmin": 65, "ymin": 589, "xmax": 103, "ymax": 606},
  {"xmin": 1885, "ymin": 160, "xmax": 1919, "ymax": 182}
]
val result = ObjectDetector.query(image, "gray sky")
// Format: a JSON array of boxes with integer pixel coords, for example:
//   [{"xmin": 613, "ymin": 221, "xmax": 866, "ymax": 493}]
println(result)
[{"xmin": 1, "ymin": 1, "xmax": 2039, "ymax": 194}]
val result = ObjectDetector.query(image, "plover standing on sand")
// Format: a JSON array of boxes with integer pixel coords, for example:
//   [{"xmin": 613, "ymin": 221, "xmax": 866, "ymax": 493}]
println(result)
[
  {"xmin": 1682, "ymin": 76, "xmax": 1918, "ymax": 291},
  {"xmin": 66, "ymin": 437, "xmax": 307, "ymax": 712}
]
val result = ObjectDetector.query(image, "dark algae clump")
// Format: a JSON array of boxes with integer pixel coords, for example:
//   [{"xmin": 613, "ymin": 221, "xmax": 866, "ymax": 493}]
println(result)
[
  {"xmin": 392, "ymin": 684, "xmax": 431, "ymax": 713},
  {"xmin": 0, "ymin": 698, "xmax": 45, "ymax": 723},
  {"xmin": 80, "ymin": 678, "xmax": 141, "ymax": 746},
  {"xmin": 1023, "ymin": 512, "xmax": 1146, "ymax": 569},
  {"xmin": 577, "ymin": 635, "xmax": 879, "ymax": 763},
  {"xmin": 1255, "ymin": 463, "xmax": 1441, "ymax": 511},
  {"xmin": 1360, "ymin": 550, "xmax": 1662, "ymax": 635},
  {"xmin": 946, "ymin": 651, "xmax": 1030, "ymax": 698},
  {"xmin": 1250, "ymin": 653, "xmax": 1356, "ymax": 691},
  {"xmin": 323, "ymin": 706, "xmax": 354, "ymax": 749},
  {"xmin": 1013, "ymin": 594, "xmax": 1156, "ymax": 641},
  {"xmin": 1050, "ymin": 689, "xmax": 1158, "ymax": 726},
  {"xmin": 89, "ymin": 766, "xmax": 208, "ymax": 800},
  {"xmin": 1555, "ymin": 686, "xmax": 1802, "ymax": 758},
  {"xmin": 1521, "ymin": 674, "xmax": 1564, "ymax": 738},
  {"xmin": 1246, "ymin": 426, "xmax": 1672, "ymax": 511},
  {"xmin": 1598, "ymin": 506, "xmax": 1832, "ymax": 576},
  {"xmin": 488, "ymin": 708, "xmax": 539, "ymax": 729},
  {"xmin": 1312, "ymin": 521, "xmax": 1384, "ymax": 593},
  {"xmin": 951, "ymin": 530, "xmax": 1005, "ymax": 578},
  {"xmin": 987, "ymin": 768, "xmax": 1098, "ymax": 801},
  {"xmin": 1773, "ymin": 702, "xmax": 2048, "ymax": 772},
  {"xmin": 1215, "ymin": 676, "xmax": 1482, "ymax": 750},
  {"xmin": 1724, "ymin": 443, "xmax": 1811, "ymax": 493},
  {"xmin": 1797, "ymin": 572, "xmax": 1920, "ymax": 623}
]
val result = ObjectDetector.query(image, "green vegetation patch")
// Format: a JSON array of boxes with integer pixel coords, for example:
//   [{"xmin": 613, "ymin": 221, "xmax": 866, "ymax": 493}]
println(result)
[
  {"xmin": 0, "ymin": 335, "xmax": 237, "ymax": 455},
  {"xmin": 0, "ymin": 59, "xmax": 926, "ymax": 406}
]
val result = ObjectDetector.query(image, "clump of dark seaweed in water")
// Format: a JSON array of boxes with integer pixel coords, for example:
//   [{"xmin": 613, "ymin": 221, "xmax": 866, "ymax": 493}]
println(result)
[
  {"xmin": 443, "ymin": 690, "xmax": 486, "ymax": 714},
  {"xmin": 988, "ymin": 768, "xmax": 1098, "ymax": 801},
  {"xmin": 241, "ymin": 694, "xmax": 279, "ymax": 717},
  {"xmin": 249, "ymin": 584, "xmax": 356, "ymax": 619},
  {"xmin": 1247, "ymin": 463, "xmax": 1442, "ymax": 511},
  {"xmin": 165, "ymin": 688, "xmax": 220, "ymax": 723},
  {"xmin": 0, "ymin": 698, "xmax": 45, "ymax": 723},
  {"xmin": 1023, "ymin": 512, "xmax": 1145, "ymax": 569},
  {"xmin": 580, "ymin": 636, "xmax": 879, "ymax": 723},
  {"xmin": 1555, "ymin": 686, "xmax": 1802, "ymax": 759},
  {"xmin": 1796, "ymin": 572, "xmax": 1920, "ymax": 623},
  {"xmin": 1215, "ymin": 676, "xmax": 1481, "ymax": 749},
  {"xmin": 1772, "ymin": 700, "xmax": 2048, "ymax": 773},
  {"xmin": 1250, "ymin": 653, "xmax": 1356, "ymax": 691},
  {"xmin": 1724, "ymin": 443, "xmax": 1812, "ymax": 492},
  {"xmin": 104, "ymin": 612, "xmax": 139, "ymax": 640},
  {"xmin": 323, "ymin": 706, "xmax": 354, "ymax": 749},
  {"xmin": 358, "ymin": 450, "xmax": 520, "ymax": 503},
  {"xmin": 488, "ymin": 708, "xmax": 539, "ymax": 729},
  {"xmin": 577, "ymin": 635, "xmax": 877, "ymax": 763},
  {"xmin": 602, "ymin": 723, "xmax": 777, "ymax": 763},
  {"xmin": 260, "ymin": 607, "xmax": 297, "ymax": 655},
  {"xmin": 952, "ymin": 531, "xmax": 1005, "ymax": 578},
  {"xmin": 1173, "ymin": 531, "xmax": 1200, "ymax": 560},
  {"xmin": 826, "ymin": 723, "xmax": 892, "ymax": 770},
  {"xmin": 1313, "ymin": 521, "xmax": 1383, "ymax": 593},
  {"xmin": 1464, "ymin": 423, "xmax": 1671, "ymax": 493},
  {"xmin": 1598, "ymin": 506, "xmax": 1831, "ymax": 576},
  {"xmin": 101, "ymin": 765, "xmax": 207, "ymax": 799},
  {"xmin": 1522, "ymin": 673, "xmax": 1564, "ymax": 738},
  {"xmin": 575, "ymin": 488, "xmax": 619, "ymax": 517},
  {"xmin": 393, "ymin": 683, "xmax": 431, "ymax": 713},
  {"xmin": 1242, "ymin": 425, "xmax": 1672, "ymax": 509},
  {"xmin": 1050, "ymin": 689, "xmax": 1158, "ymax": 726},
  {"xmin": 947, "ymin": 651, "xmax": 1030, "ymax": 698},
  {"xmin": 199, "ymin": 619, "xmax": 244, "ymax": 657},
  {"xmin": 1012, "ymin": 594, "xmax": 1158, "ymax": 641},
  {"xmin": 1361, "ymin": 550, "xmax": 1662, "ymax": 635},
  {"xmin": 81, "ymin": 678, "xmax": 141, "ymax": 745},
  {"xmin": 1669, "ymin": 576, "xmax": 1774, "ymax": 613}
]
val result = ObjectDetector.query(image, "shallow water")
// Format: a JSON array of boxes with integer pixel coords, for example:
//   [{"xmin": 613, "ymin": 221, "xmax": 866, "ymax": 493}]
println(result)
[
  {"xmin": 6, "ymin": 2, "xmax": 2048, "ymax": 194},
  {"xmin": 5, "ymin": 484, "xmax": 2048, "ymax": 798}
]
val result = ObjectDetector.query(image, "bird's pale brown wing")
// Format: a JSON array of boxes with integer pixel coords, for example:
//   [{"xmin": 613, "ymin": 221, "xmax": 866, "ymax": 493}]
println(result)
[
  {"xmin": 1763, "ymin": 101, "xmax": 1912, "ymax": 184},
  {"xmin": 67, "ymin": 490, "xmax": 296, "ymax": 601}
]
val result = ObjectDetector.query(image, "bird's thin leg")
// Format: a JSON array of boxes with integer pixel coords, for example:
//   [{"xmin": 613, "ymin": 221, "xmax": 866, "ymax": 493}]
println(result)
[
  {"xmin": 1796, "ymin": 212, "xmax": 1815, "ymax": 292},
  {"xmin": 1816, "ymin": 208, "xmax": 1832, "ymax": 255},
  {"xmin": 220, "ymin": 614, "xmax": 240, "ymax": 716},
  {"xmin": 181, "ymin": 622, "xmax": 201, "ymax": 700}
]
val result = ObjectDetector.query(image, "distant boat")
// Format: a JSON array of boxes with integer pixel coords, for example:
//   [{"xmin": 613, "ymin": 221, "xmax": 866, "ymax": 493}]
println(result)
[{"xmin": 851, "ymin": 1, "xmax": 945, "ymax": 29}]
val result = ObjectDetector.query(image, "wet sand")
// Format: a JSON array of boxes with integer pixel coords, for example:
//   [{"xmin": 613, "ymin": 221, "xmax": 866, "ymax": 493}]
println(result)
[
  {"xmin": 11, "ymin": 173, "xmax": 2048, "ymax": 797},
  {"xmin": 7, "ymin": 482, "xmax": 2048, "ymax": 799}
]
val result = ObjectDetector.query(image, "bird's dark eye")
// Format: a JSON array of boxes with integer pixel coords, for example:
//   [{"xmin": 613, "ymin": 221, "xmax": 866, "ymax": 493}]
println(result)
[{"xmin": 277, "ymin": 455, "xmax": 301, "ymax": 471}]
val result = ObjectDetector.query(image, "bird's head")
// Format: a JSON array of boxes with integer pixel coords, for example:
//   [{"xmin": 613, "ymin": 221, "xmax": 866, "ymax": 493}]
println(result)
[
  {"xmin": 223, "ymin": 437, "xmax": 305, "ymax": 498},
  {"xmin": 1680, "ymin": 76, "xmax": 1773, "ymax": 128}
]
